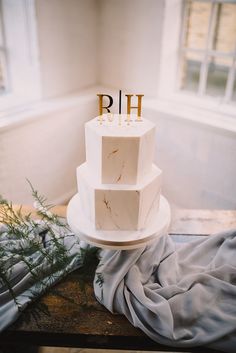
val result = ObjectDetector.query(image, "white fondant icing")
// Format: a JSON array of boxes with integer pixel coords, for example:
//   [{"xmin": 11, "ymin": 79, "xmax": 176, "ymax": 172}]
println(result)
[
  {"xmin": 85, "ymin": 115, "xmax": 155, "ymax": 184},
  {"xmin": 85, "ymin": 124, "xmax": 102, "ymax": 180},
  {"xmin": 77, "ymin": 168, "xmax": 95, "ymax": 222},
  {"xmin": 77, "ymin": 162, "xmax": 162, "ymax": 231},
  {"xmin": 137, "ymin": 127, "xmax": 155, "ymax": 181},
  {"xmin": 102, "ymin": 136, "xmax": 139, "ymax": 184},
  {"xmin": 138, "ymin": 174, "xmax": 162, "ymax": 228},
  {"xmin": 95, "ymin": 190, "xmax": 140, "ymax": 230}
]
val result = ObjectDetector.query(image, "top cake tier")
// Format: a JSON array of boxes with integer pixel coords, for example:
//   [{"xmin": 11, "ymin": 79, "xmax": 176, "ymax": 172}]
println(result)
[{"xmin": 85, "ymin": 115, "xmax": 155, "ymax": 185}]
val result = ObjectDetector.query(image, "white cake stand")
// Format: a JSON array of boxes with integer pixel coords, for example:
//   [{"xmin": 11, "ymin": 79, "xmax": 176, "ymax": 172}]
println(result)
[{"xmin": 67, "ymin": 193, "xmax": 171, "ymax": 250}]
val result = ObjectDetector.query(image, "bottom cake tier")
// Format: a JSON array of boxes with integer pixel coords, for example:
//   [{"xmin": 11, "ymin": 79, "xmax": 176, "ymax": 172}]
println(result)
[
  {"xmin": 77, "ymin": 162, "xmax": 162, "ymax": 231},
  {"xmin": 67, "ymin": 193, "xmax": 171, "ymax": 250}
]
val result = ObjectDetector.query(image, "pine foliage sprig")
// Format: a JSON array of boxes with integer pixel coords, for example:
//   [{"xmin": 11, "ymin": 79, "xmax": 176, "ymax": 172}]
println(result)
[{"xmin": 0, "ymin": 183, "xmax": 102, "ymax": 315}]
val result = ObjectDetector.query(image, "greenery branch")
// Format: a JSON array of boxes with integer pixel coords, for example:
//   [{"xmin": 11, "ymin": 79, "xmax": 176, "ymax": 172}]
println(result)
[{"xmin": 0, "ymin": 182, "xmax": 103, "ymax": 315}]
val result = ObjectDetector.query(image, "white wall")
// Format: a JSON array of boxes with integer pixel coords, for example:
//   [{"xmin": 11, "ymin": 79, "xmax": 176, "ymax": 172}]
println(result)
[
  {"xmin": 98, "ymin": 0, "xmax": 164, "ymax": 96},
  {"xmin": 36, "ymin": 0, "xmax": 98, "ymax": 98},
  {"xmin": 0, "ymin": 94, "xmax": 97, "ymax": 204},
  {"xmin": 144, "ymin": 106, "xmax": 236, "ymax": 209}
]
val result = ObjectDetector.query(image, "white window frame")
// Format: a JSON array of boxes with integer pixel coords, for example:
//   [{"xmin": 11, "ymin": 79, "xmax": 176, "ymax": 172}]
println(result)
[
  {"xmin": 158, "ymin": 0, "xmax": 236, "ymax": 119},
  {"xmin": 0, "ymin": 2, "xmax": 8, "ymax": 93},
  {"xmin": 0, "ymin": 0, "xmax": 41, "ymax": 112}
]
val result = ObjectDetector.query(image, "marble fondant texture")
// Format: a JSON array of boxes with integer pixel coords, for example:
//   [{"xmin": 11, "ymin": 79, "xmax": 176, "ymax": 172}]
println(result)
[
  {"xmin": 85, "ymin": 115, "xmax": 155, "ymax": 185},
  {"xmin": 102, "ymin": 136, "xmax": 139, "ymax": 184},
  {"xmin": 77, "ymin": 162, "xmax": 162, "ymax": 231}
]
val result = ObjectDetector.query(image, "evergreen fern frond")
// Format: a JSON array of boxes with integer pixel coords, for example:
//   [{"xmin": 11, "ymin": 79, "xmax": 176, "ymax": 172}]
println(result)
[{"xmin": 0, "ymin": 184, "xmax": 103, "ymax": 316}]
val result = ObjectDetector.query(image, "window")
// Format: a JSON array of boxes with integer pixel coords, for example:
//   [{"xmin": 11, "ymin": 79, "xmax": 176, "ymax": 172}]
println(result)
[
  {"xmin": 0, "ymin": 0, "xmax": 41, "ymax": 112},
  {"xmin": 179, "ymin": 0, "xmax": 236, "ymax": 103},
  {"xmin": 0, "ymin": 0, "xmax": 8, "ymax": 94},
  {"xmin": 159, "ymin": 0, "xmax": 236, "ymax": 118}
]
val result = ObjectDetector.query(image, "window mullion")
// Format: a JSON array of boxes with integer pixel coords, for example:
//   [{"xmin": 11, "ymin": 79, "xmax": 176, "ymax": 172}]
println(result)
[
  {"xmin": 180, "ymin": 0, "xmax": 190, "ymax": 48},
  {"xmin": 0, "ymin": 0, "xmax": 9, "ymax": 93},
  {"xmin": 0, "ymin": 49, "xmax": 8, "ymax": 91},
  {"xmin": 224, "ymin": 43, "xmax": 236, "ymax": 102},
  {"xmin": 198, "ymin": 2, "xmax": 218, "ymax": 96},
  {"xmin": 182, "ymin": 47, "xmax": 235, "ymax": 58},
  {"xmin": 176, "ymin": 0, "xmax": 190, "ymax": 91}
]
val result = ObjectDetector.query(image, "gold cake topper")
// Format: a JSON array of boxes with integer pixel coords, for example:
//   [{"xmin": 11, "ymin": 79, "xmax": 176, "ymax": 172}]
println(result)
[{"xmin": 97, "ymin": 90, "xmax": 144, "ymax": 118}]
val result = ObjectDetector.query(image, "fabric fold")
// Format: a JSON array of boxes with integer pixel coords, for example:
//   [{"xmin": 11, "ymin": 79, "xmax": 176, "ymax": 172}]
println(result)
[{"xmin": 94, "ymin": 230, "xmax": 236, "ymax": 352}]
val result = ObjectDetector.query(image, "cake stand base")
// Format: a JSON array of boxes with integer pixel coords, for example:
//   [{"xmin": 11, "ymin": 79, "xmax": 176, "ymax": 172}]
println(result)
[{"xmin": 67, "ymin": 193, "xmax": 171, "ymax": 250}]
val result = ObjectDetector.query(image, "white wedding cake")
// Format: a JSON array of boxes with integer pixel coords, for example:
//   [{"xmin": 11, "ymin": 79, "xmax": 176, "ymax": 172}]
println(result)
[
  {"xmin": 78, "ymin": 114, "xmax": 162, "ymax": 231},
  {"xmin": 67, "ymin": 114, "xmax": 170, "ymax": 249}
]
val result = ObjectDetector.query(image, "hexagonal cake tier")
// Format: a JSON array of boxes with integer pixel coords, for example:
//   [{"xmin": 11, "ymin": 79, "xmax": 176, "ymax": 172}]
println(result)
[
  {"xmin": 77, "ymin": 162, "xmax": 162, "ymax": 231},
  {"xmin": 85, "ymin": 115, "xmax": 155, "ymax": 185}
]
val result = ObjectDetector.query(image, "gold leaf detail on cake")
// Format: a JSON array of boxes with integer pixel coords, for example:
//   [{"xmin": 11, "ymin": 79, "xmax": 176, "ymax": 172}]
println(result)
[
  {"xmin": 116, "ymin": 161, "xmax": 125, "ymax": 183},
  {"xmin": 103, "ymin": 195, "xmax": 121, "ymax": 230},
  {"xmin": 116, "ymin": 174, "xmax": 122, "ymax": 182},
  {"xmin": 107, "ymin": 149, "xmax": 119, "ymax": 158},
  {"xmin": 103, "ymin": 196, "xmax": 111, "ymax": 212}
]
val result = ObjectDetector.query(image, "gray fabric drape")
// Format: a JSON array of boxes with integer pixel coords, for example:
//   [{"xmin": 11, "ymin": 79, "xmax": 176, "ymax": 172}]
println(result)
[{"xmin": 94, "ymin": 230, "xmax": 236, "ymax": 352}]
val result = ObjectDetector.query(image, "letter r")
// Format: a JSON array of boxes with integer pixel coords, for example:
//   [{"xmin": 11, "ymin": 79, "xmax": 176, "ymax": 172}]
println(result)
[{"xmin": 97, "ymin": 94, "xmax": 114, "ymax": 115}]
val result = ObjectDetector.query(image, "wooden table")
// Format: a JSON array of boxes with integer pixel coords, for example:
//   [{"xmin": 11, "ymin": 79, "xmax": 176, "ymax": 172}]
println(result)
[{"xmin": 0, "ymin": 206, "xmax": 236, "ymax": 353}]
